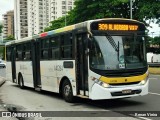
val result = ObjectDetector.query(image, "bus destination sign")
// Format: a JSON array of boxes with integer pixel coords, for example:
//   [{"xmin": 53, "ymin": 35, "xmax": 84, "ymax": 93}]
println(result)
[{"xmin": 98, "ymin": 23, "xmax": 139, "ymax": 31}]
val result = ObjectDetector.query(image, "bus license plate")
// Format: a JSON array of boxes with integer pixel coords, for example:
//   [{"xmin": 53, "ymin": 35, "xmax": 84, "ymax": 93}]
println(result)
[{"xmin": 122, "ymin": 89, "xmax": 132, "ymax": 94}]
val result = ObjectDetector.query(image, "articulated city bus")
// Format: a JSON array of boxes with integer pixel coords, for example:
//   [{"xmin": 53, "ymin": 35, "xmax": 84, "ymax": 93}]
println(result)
[{"xmin": 6, "ymin": 18, "xmax": 149, "ymax": 102}]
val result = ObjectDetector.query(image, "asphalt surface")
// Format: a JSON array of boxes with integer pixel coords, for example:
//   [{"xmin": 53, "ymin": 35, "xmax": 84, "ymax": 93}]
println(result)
[{"xmin": 0, "ymin": 68, "xmax": 160, "ymax": 120}]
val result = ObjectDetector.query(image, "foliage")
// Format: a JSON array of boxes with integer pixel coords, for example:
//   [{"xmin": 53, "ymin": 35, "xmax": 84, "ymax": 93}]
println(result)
[
  {"xmin": 0, "ymin": 35, "xmax": 15, "ymax": 60},
  {"xmin": 45, "ymin": 0, "xmax": 160, "ymax": 31},
  {"xmin": 0, "ymin": 47, "xmax": 5, "ymax": 60},
  {"xmin": 4, "ymin": 35, "xmax": 15, "ymax": 40},
  {"xmin": 146, "ymin": 36, "xmax": 153, "ymax": 47},
  {"xmin": 152, "ymin": 36, "xmax": 160, "ymax": 45},
  {"xmin": 0, "ymin": 25, "xmax": 2, "ymax": 33},
  {"xmin": 44, "ymin": 17, "xmax": 66, "ymax": 31},
  {"xmin": 146, "ymin": 36, "xmax": 160, "ymax": 53}
]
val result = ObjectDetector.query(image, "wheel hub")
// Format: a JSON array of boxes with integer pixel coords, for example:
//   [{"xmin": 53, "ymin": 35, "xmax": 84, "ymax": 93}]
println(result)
[{"xmin": 64, "ymin": 85, "xmax": 70, "ymax": 96}]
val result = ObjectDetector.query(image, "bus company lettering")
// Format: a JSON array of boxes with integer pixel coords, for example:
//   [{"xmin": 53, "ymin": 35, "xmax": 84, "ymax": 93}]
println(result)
[{"xmin": 54, "ymin": 65, "xmax": 63, "ymax": 71}]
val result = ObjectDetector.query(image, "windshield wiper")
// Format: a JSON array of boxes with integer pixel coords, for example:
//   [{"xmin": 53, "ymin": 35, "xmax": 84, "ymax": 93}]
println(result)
[
  {"xmin": 105, "ymin": 33, "xmax": 119, "ymax": 61},
  {"xmin": 105, "ymin": 34, "xmax": 119, "ymax": 52}
]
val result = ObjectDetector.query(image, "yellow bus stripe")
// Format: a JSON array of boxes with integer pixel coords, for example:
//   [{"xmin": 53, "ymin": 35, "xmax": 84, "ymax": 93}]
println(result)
[{"xmin": 99, "ymin": 73, "xmax": 147, "ymax": 84}]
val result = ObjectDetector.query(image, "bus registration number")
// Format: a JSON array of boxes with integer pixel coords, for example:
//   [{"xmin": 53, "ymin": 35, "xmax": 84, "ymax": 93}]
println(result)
[{"xmin": 122, "ymin": 89, "xmax": 132, "ymax": 94}]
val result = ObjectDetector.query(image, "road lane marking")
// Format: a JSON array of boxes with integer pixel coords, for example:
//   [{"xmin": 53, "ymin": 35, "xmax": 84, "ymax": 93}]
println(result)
[
  {"xmin": 138, "ymin": 117, "xmax": 152, "ymax": 120},
  {"xmin": 149, "ymin": 78, "xmax": 158, "ymax": 80},
  {"xmin": 149, "ymin": 92, "xmax": 160, "ymax": 96},
  {"xmin": 150, "ymin": 75, "xmax": 160, "ymax": 77}
]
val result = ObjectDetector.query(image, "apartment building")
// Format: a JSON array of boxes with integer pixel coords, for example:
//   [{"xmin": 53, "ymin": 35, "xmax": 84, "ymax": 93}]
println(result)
[
  {"xmin": 14, "ymin": 0, "xmax": 75, "ymax": 40},
  {"xmin": 2, "ymin": 10, "xmax": 14, "ymax": 39},
  {"xmin": 14, "ymin": 0, "xmax": 28, "ymax": 40},
  {"xmin": 49, "ymin": 0, "xmax": 75, "ymax": 21},
  {"xmin": 28, "ymin": 0, "xmax": 50, "ymax": 37}
]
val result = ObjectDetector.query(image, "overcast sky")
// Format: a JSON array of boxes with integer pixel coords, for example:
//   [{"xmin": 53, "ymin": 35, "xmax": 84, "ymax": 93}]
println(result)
[
  {"xmin": 0, "ymin": 0, "xmax": 14, "ymax": 20},
  {"xmin": 0, "ymin": 0, "xmax": 159, "ymax": 37}
]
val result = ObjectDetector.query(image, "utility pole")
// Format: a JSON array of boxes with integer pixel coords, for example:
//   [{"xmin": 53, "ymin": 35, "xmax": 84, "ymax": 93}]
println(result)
[
  {"xmin": 130, "ymin": 0, "xmax": 135, "ymax": 19},
  {"xmin": 130, "ymin": 0, "xmax": 132, "ymax": 19}
]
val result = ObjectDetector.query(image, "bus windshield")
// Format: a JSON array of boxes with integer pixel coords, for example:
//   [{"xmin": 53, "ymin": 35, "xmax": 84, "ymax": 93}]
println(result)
[{"xmin": 89, "ymin": 34, "xmax": 147, "ymax": 70}]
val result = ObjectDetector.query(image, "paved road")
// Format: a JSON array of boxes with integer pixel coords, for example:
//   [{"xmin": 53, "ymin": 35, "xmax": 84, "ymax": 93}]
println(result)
[{"xmin": 0, "ymin": 68, "xmax": 160, "ymax": 120}]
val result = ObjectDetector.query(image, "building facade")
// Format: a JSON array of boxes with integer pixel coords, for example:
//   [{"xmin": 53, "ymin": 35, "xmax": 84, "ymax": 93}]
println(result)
[
  {"xmin": 49, "ymin": 0, "xmax": 75, "ymax": 22},
  {"xmin": 2, "ymin": 10, "xmax": 14, "ymax": 39},
  {"xmin": 14, "ymin": 0, "xmax": 28, "ymax": 40},
  {"xmin": 28, "ymin": 0, "xmax": 50, "ymax": 37},
  {"xmin": 14, "ymin": 0, "xmax": 75, "ymax": 40}
]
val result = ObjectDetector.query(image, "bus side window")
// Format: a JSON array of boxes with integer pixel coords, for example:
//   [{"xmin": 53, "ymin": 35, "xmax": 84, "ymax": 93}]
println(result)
[
  {"xmin": 18, "ymin": 51, "xmax": 23, "ymax": 60},
  {"xmin": 22, "ymin": 52, "xmax": 26, "ymax": 60},
  {"xmin": 25, "ymin": 51, "xmax": 31, "ymax": 60},
  {"xmin": 50, "ymin": 36, "xmax": 60, "ymax": 60},
  {"xmin": 23, "ymin": 42, "xmax": 31, "ymax": 61},
  {"xmin": 6, "ymin": 46, "xmax": 11, "ymax": 61},
  {"xmin": 41, "ymin": 38, "xmax": 50, "ymax": 60},
  {"xmin": 43, "ymin": 50, "xmax": 48, "ymax": 59},
  {"xmin": 61, "ymin": 33, "xmax": 73, "ymax": 59},
  {"xmin": 16, "ymin": 51, "xmax": 18, "ymax": 61}
]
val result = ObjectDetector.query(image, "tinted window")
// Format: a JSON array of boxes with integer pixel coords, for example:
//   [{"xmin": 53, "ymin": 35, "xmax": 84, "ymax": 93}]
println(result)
[
  {"xmin": 41, "ymin": 38, "xmax": 50, "ymax": 60},
  {"xmin": 50, "ymin": 36, "xmax": 60, "ymax": 60},
  {"xmin": 61, "ymin": 33, "xmax": 73, "ymax": 59},
  {"xmin": 6, "ymin": 46, "xmax": 12, "ymax": 61}
]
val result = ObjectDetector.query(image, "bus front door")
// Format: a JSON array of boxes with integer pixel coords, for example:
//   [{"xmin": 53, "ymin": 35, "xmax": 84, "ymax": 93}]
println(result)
[
  {"xmin": 11, "ymin": 46, "xmax": 16, "ymax": 83},
  {"xmin": 76, "ymin": 33, "xmax": 88, "ymax": 96}
]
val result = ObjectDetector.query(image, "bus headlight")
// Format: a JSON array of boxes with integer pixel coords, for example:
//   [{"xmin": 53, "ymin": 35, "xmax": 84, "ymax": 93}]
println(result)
[
  {"xmin": 91, "ymin": 77, "xmax": 110, "ymax": 88},
  {"xmin": 140, "ymin": 80, "xmax": 146, "ymax": 85},
  {"xmin": 102, "ymin": 82, "xmax": 110, "ymax": 88},
  {"xmin": 140, "ymin": 73, "xmax": 149, "ymax": 85}
]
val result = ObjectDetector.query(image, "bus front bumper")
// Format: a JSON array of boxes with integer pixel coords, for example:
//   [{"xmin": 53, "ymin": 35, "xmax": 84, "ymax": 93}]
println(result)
[{"xmin": 89, "ymin": 80, "xmax": 149, "ymax": 100}]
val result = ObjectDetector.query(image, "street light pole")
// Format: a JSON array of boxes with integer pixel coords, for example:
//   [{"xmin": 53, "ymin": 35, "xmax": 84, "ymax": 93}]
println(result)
[{"xmin": 130, "ymin": 0, "xmax": 132, "ymax": 19}]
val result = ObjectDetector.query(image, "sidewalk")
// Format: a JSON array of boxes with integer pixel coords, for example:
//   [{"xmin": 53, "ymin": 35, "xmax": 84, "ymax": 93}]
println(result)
[
  {"xmin": 0, "ymin": 77, "xmax": 5, "ymax": 87},
  {"xmin": 0, "ymin": 77, "xmax": 7, "ymax": 113}
]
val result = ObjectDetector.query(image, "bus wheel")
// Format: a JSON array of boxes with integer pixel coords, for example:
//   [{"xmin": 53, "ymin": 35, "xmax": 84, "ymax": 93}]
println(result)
[
  {"xmin": 62, "ymin": 80, "xmax": 74, "ymax": 103},
  {"xmin": 19, "ymin": 75, "xmax": 24, "ymax": 89}
]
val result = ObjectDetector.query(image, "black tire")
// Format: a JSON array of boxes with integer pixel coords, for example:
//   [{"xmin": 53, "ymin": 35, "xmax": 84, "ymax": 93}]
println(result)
[
  {"xmin": 62, "ymin": 80, "xmax": 74, "ymax": 103},
  {"xmin": 18, "ymin": 75, "xmax": 24, "ymax": 89}
]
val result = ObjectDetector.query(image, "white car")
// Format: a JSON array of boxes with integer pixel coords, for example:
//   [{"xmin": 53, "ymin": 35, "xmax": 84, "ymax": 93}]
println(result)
[{"xmin": 0, "ymin": 59, "xmax": 6, "ymax": 68}]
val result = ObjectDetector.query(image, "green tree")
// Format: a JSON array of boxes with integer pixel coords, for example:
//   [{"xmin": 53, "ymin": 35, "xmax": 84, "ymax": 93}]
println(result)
[
  {"xmin": 152, "ymin": 36, "xmax": 160, "ymax": 46},
  {"xmin": 0, "ymin": 35, "xmax": 15, "ymax": 60},
  {"xmin": 4, "ymin": 35, "xmax": 15, "ymax": 40},
  {"xmin": 68, "ymin": 0, "xmax": 160, "ymax": 25},
  {"xmin": 45, "ymin": 0, "xmax": 160, "ymax": 31},
  {"xmin": 44, "ymin": 17, "xmax": 66, "ymax": 31},
  {"xmin": 0, "ymin": 25, "xmax": 3, "ymax": 33},
  {"xmin": 145, "ymin": 36, "xmax": 153, "ymax": 52}
]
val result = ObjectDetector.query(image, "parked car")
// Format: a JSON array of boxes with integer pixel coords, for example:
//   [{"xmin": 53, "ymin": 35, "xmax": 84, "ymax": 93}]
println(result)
[{"xmin": 0, "ymin": 59, "xmax": 6, "ymax": 68}]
